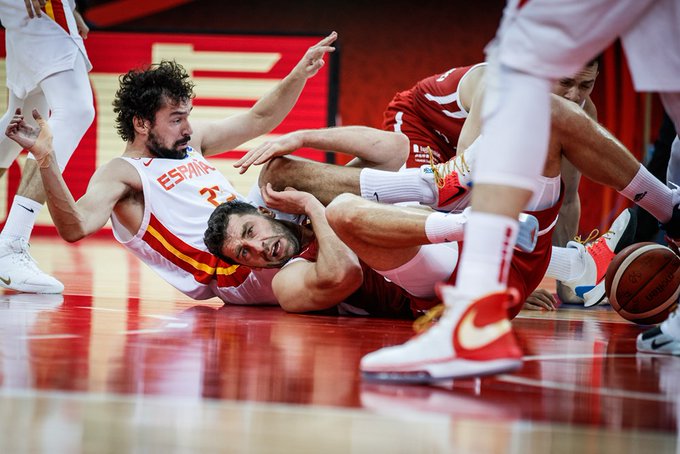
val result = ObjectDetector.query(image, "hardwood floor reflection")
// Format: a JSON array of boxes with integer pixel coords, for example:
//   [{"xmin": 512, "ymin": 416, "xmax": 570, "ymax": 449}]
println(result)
[{"xmin": 0, "ymin": 238, "xmax": 677, "ymax": 453}]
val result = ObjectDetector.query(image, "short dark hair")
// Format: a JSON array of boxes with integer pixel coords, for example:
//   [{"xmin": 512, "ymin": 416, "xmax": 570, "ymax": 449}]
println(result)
[
  {"xmin": 586, "ymin": 54, "xmax": 602, "ymax": 70},
  {"xmin": 113, "ymin": 60, "xmax": 195, "ymax": 143},
  {"xmin": 204, "ymin": 200, "xmax": 259, "ymax": 264}
]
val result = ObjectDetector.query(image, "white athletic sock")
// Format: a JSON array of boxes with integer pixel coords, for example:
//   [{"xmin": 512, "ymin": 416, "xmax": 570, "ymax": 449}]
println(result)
[
  {"xmin": 545, "ymin": 245, "xmax": 584, "ymax": 281},
  {"xmin": 359, "ymin": 167, "xmax": 435, "ymax": 204},
  {"xmin": 620, "ymin": 166, "xmax": 674, "ymax": 223},
  {"xmin": 0, "ymin": 195, "xmax": 42, "ymax": 242},
  {"xmin": 455, "ymin": 211, "xmax": 518, "ymax": 298},
  {"xmin": 425, "ymin": 211, "xmax": 467, "ymax": 243}
]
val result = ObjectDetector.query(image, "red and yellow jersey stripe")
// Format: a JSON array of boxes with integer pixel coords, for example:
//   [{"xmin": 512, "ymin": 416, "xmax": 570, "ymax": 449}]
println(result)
[
  {"xmin": 142, "ymin": 214, "xmax": 253, "ymax": 288},
  {"xmin": 42, "ymin": 0, "xmax": 70, "ymax": 34}
]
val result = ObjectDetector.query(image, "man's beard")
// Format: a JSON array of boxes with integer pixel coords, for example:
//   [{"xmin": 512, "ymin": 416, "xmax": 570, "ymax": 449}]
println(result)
[
  {"xmin": 147, "ymin": 130, "xmax": 191, "ymax": 159},
  {"xmin": 263, "ymin": 219, "xmax": 302, "ymax": 268}
]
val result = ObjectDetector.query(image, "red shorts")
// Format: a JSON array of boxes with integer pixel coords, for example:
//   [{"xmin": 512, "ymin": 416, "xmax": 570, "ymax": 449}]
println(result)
[
  {"xmin": 409, "ymin": 194, "xmax": 563, "ymax": 319},
  {"xmin": 382, "ymin": 91, "xmax": 459, "ymax": 168}
]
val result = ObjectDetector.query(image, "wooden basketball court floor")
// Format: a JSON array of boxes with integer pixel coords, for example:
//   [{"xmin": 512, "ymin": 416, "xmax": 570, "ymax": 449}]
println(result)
[{"xmin": 0, "ymin": 237, "xmax": 678, "ymax": 453}]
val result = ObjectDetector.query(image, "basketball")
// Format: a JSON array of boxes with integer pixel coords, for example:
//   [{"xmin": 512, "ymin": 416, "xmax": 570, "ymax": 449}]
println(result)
[{"xmin": 605, "ymin": 242, "xmax": 680, "ymax": 324}]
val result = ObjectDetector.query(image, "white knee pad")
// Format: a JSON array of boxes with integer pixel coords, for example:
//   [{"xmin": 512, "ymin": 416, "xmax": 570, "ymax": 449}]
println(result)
[
  {"xmin": 474, "ymin": 61, "xmax": 552, "ymax": 195},
  {"xmin": 29, "ymin": 52, "xmax": 94, "ymax": 171}
]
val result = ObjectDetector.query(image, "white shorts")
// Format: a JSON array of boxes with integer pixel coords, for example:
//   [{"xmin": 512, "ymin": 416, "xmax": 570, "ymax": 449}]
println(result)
[
  {"xmin": 377, "ymin": 242, "xmax": 458, "ymax": 299},
  {"xmin": 491, "ymin": 0, "xmax": 680, "ymax": 91}
]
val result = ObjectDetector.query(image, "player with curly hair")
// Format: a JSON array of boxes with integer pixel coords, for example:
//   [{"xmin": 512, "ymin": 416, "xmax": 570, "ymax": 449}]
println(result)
[{"xmin": 4, "ymin": 32, "xmax": 337, "ymax": 303}]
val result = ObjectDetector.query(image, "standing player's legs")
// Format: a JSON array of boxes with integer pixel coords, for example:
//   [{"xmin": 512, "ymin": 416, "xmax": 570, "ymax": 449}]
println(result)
[
  {"xmin": 359, "ymin": 0, "xmax": 659, "ymax": 382},
  {"xmin": 637, "ymin": 91, "xmax": 680, "ymax": 355},
  {"xmin": 0, "ymin": 52, "xmax": 94, "ymax": 293},
  {"xmin": 660, "ymin": 93, "xmax": 680, "ymax": 187}
]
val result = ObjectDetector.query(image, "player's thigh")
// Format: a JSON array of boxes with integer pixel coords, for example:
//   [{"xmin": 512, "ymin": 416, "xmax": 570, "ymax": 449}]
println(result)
[{"xmin": 375, "ymin": 242, "xmax": 459, "ymax": 299}]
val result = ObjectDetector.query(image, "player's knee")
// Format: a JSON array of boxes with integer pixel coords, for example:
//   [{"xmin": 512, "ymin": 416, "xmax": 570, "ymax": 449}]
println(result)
[
  {"xmin": 393, "ymin": 132, "xmax": 410, "ymax": 169},
  {"xmin": 326, "ymin": 193, "xmax": 363, "ymax": 235},
  {"xmin": 72, "ymin": 102, "xmax": 95, "ymax": 132},
  {"xmin": 259, "ymin": 157, "xmax": 289, "ymax": 189}
]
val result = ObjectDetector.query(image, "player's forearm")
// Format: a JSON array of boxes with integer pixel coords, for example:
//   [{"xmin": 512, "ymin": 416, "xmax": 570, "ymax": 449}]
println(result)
[
  {"xmin": 305, "ymin": 200, "xmax": 362, "ymax": 287},
  {"xmin": 38, "ymin": 153, "xmax": 90, "ymax": 242},
  {"xmin": 248, "ymin": 70, "xmax": 308, "ymax": 135},
  {"xmin": 297, "ymin": 127, "xmax": 408, "ymax": 169},
  {"xmin": 552, "ymin": 198, "xmax": 581, "ymax": 247}
]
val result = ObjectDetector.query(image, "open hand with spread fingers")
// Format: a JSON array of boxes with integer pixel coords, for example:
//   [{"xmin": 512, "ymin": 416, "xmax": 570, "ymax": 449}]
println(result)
[
  {"xmin": 234, "ymin": 131, "xmax": 303, "ymax": 174},
  {"xmin": 5, "ymin": 108, "xmax": 54, "ymax": 166}
]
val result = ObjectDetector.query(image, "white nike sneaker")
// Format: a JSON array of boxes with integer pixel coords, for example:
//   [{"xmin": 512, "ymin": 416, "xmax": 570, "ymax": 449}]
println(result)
[
  {"xmin": 0, "ymin": 237, "xmax": 64, "ymax": 293},
  {"xmin": 636, "ymin": 326, "xmax": 680, "ymax": 356},
  {"xmin": 557, "ymin": 208, "xmax": 636, "ymax": 307},
  {"xmin": 360, "ymin": 286, "xmax": 523, "ymax": 383},
  {"xmin": 637, "ymin": 309, "xmax": 680, "ymax": 355}
]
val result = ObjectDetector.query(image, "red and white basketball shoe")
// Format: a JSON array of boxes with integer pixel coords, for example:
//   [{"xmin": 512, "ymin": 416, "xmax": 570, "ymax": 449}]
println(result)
[
  {"xmin": 557, "ymin": 208, "xmax": 636, "ymax": 307},
  {"xmin": 420, "ymin": 149, "xmax": 475, "ymax": 212},
  {"xmin": 360, "ymin": 286, "xmax": 523, "ymax": 383}
]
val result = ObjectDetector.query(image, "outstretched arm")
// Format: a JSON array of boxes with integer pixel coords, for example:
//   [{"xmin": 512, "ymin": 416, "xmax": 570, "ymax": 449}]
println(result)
[
  {"xmin": 263, "ymin": 184, "xmax": 363, "ymax": 313},
  {"xmin": 192, "ymin": 32, "xmax": 337, "ymax": 157},
  {"xmin": 6, "ymin": 109, "xmax": 132, "ymax": 242},
  {"xmin": 234, "ymin": 126, "xmax": 409, "ymax": 174}
]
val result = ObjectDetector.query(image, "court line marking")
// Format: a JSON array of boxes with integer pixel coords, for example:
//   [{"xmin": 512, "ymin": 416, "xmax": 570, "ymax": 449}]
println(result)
[
  {"xmin": 498, "ymin": 374, "xmax": 674, "ymax": 403},
  {"xmin": 19, "ymin": 334, "xmax": 80, "ymax": 340},
  {"xmin": 523, "ymin": 353, "xmax": 637, "ymax": 361}
]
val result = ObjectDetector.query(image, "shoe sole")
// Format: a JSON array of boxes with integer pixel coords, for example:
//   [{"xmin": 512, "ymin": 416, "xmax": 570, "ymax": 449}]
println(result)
[
  {"xmin": 582, "ymin": 282, "xmax": 606, "ymax": 307},
  {"xmin": 0, "ymin": 281, "xmax": 64, "ymax": 294},
  {"xmin": 361, "ymin": 358, "xmax": 522, "ymax": 384}
]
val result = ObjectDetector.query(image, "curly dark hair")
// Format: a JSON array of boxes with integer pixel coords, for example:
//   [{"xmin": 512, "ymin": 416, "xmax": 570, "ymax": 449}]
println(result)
[
  {"xmin": 204, "ymin": 200, "xmax": 260, "ymax": 264},
  {"xmin": 113, "ymin": 60, "xmax": 195, "ymax": 143}
]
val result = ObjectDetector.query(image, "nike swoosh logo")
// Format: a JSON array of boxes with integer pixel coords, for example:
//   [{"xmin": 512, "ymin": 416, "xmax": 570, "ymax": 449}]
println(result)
[
  {"xmin": 143, "ymin": 159, "xmax": 154, "ymax": 167},
  {"xmin": 439, "ymin": 186, "xmax": 467, "ymax": 207},
  {"xmin": 457, "ymin": 307, "xmax": 511, "ymax": 350},
  {"xmin": 0, "ymin": 275, "xmax": 11, "ymax": 286},
  {"xmin": 17, "ymin": 204, "xmax": 35, "ymax": 213},
  {"xmin": 652, "ymin": 338, "xmax": 673, "ymax": 349}
]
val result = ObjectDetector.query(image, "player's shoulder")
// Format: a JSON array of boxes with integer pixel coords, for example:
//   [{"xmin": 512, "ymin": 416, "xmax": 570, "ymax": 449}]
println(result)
[{"xmin": 96, "ymin": 157, "xmax": 143, "ymax": 190}]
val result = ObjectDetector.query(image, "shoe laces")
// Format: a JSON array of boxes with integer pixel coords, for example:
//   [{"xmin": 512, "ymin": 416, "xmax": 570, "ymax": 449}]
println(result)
[
  {"xmin": 412, "ymin": 304, "xmax": 445, "ymax": 334},
  {"xmin": 573, "ymin": 229, "xmax": 616, "ymax": 277},
  {"xmin": 574, "ymin": 229, "xmax": 614, "ymax": 253},
  {"xmin": 428, "ymin": 147, "xmax": 470, "ymax": 190},
  {"xmin": 10, "ymin": 238, "xmax": 41, "ymax": 269}
]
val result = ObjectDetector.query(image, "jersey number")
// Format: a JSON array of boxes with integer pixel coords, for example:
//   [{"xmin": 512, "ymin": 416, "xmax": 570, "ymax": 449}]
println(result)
[{"xmin": 200, "ymin": 186, "xmax": 236, "ymax": 207}]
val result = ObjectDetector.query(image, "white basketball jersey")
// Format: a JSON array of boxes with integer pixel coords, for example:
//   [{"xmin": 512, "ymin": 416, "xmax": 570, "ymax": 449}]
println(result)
[{"xmin": 111, "ymin": 148, "xmax": 279, "ymax": 304}]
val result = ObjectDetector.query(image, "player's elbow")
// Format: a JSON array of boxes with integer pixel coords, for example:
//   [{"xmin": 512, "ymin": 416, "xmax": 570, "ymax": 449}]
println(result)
[
  {"xmin": 320, "ymin": 259, "xmax": 363, "ymax": 292},
  {"xmin": 58, "ymin": 226, "xmax": 87, "ymax": 243}
]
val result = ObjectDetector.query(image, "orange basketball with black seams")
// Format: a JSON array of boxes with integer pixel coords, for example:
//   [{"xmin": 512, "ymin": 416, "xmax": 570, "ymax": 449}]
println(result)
[{"xmin": 605, "ymin": 242, "xmax": 680, "ymax": 324}]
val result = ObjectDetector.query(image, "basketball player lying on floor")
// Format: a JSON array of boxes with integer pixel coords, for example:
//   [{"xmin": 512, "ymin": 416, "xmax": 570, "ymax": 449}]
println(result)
[
  {"xmin": 205, "ymin": 102, "xmax": 669, "ymax": 318},
  {"xmin": 236, "ymin": 59, "xmax": 602, "ymax": 310},
  {"xmin": 234, "ymin": 88, "xmax": 680, "ymax": 311},
  {"xmin": 2, "ymin": 35, "xmax": 355, "ymax": 305}
]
